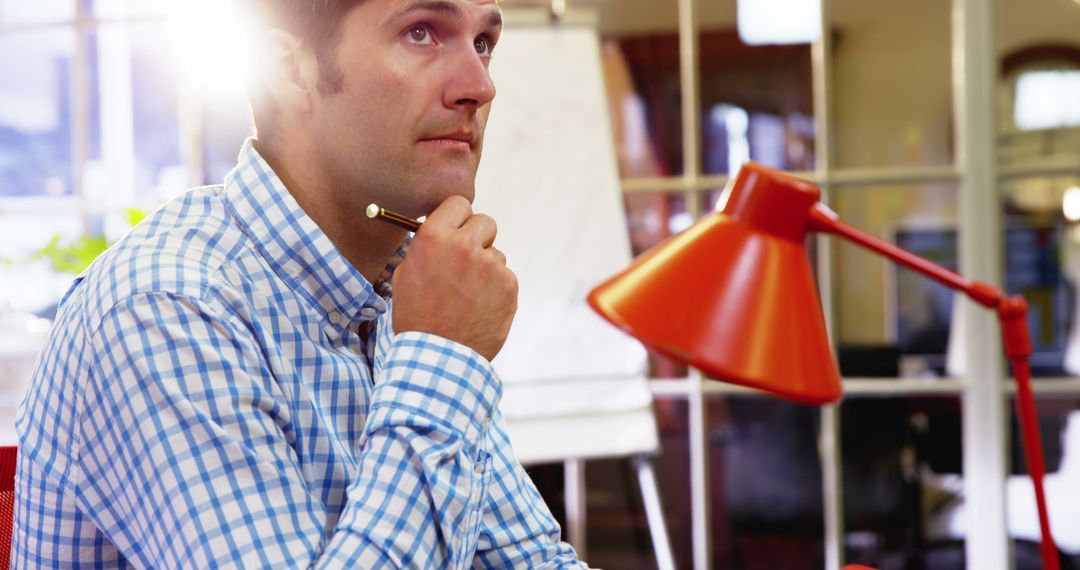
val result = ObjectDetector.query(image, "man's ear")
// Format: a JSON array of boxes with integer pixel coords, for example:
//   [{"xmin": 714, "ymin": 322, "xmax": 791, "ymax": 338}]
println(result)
[{"xmin": 256, "ymin": 29, "xmax": 321, "ymax": 116}]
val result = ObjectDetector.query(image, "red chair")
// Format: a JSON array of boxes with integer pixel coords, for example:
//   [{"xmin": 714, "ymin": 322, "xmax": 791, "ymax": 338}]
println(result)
[{"xmin": 0, "ymin": 446, "xmax": 17, "ymax": 568}]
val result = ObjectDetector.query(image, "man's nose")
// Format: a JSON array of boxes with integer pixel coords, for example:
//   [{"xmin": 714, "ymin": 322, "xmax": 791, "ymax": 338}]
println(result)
[{"xmin": 443, "ymin": 45, "xmax": 496, "ymax": 110}]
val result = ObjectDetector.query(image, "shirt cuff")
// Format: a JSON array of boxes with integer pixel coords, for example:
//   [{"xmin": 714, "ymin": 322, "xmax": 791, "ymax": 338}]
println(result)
[{"xmin": 369, "ymin": 331, "xmax": 502, "ymax": 449}]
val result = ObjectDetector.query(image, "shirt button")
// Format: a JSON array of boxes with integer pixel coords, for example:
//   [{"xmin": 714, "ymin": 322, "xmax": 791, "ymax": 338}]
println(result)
[{"xmin": 328, "ymin": 310, "xmax": 343, "ymax": 324}]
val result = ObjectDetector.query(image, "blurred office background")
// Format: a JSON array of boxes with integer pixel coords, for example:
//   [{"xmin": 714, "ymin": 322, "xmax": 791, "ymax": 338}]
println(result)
[{"xmin": 1, "ymin": 0, "xmax": 1080, "ymax": 569}]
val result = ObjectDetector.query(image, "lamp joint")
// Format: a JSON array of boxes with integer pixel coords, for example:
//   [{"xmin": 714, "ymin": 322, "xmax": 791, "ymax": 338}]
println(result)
[{"xmin": 999, "ymin": 295, "xmax": 1033, "ymax": 359}]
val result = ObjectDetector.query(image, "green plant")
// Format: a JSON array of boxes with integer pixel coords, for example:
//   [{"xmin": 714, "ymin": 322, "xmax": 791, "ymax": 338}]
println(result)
[
  {"xmin": 30, "ymin": 234, "xmax": 111, "ymax": 275},
  {"xmin": 8, "ymin": 208, "xmax": 147, "ymax": 275}
]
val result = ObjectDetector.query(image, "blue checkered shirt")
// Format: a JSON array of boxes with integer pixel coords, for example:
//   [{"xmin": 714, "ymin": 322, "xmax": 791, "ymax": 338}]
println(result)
[{"xmin": 13, "ymin": 140, "xmax": 585, "ymax": 568}]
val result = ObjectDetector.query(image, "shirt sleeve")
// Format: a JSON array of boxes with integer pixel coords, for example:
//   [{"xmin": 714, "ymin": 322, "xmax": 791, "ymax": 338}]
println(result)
[
  {"xmin": 471, "ymin": 411, "xmax": 588, "ymax": 569},
  {"xmin": 319, "ymin": 331, "xmax": 501, "ymax": 568},
  {"xmin": 76, "ymin": 291, "xmax": 503, "ymax": 568}
]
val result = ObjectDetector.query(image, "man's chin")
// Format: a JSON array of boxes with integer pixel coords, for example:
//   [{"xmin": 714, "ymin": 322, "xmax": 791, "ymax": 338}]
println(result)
[
  {"xmin": 398, "ymin": 185, "xmax": 475, "ymax": 218},
  {"xmin": 418, "ymin": 174, "xmax": 476, "ymax": 211},
  {"xmin": 430, "ymin": 187, "xmax": 476, "ymax": 212}
]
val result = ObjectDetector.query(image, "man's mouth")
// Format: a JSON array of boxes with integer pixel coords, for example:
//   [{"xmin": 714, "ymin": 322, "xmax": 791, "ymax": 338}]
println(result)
[{"xmin": 419, "ymin": 130, "xmax": 475, "ymax": 150}]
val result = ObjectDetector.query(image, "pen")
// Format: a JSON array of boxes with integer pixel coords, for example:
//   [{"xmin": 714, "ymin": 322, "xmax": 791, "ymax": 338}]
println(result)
[{"xmin": 366, "ymin": 203, "xmax": 423, "ymax": 232}]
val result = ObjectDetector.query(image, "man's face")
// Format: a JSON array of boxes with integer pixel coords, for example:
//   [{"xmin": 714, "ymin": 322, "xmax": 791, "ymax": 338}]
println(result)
[{"xmin": 312, "ymin": 0, "xmax": 502, "ymax": 217}]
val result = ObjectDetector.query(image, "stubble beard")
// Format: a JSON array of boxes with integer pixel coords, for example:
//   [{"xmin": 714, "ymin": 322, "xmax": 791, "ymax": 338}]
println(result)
[{"xmin": 355, "ymin": 153, "xmax": 478, "ymax": 219}]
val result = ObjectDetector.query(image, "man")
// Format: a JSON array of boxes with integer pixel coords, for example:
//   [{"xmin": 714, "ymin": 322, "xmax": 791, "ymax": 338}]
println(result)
[{"xmin": 13, "ymin": 0, "xmax": 587, "ymax": 567}]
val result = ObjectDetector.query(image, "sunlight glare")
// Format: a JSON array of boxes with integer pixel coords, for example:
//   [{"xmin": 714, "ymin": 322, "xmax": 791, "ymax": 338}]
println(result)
[{"xmin": 169, "ymin": 0, "xmax": 249, "ymax": 95}]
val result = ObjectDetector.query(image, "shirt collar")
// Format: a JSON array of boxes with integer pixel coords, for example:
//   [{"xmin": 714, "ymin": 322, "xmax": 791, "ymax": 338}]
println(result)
[{"xmin": 223, "ymin": 139, "xmax": 400, "ymax": 326}]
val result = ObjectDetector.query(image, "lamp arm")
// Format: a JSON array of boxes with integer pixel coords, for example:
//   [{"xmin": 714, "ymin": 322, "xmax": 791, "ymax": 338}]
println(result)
[
  {"xmin": 807, "ymin": 204, "xmax": 1003, "ymax": 307},
  {"xmin": 1000, "ymin": 298, "xmax": 1060, "ymax": 570},
  {"xmin": 808, "ymin": 202, "xmax": 1060, "ymax": 570}
]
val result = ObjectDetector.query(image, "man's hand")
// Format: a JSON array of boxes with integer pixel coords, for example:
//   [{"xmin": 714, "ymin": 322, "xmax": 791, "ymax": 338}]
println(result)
[{"xmin": 391, "ymin": 195, "xmax": 518, "ymax": 362}]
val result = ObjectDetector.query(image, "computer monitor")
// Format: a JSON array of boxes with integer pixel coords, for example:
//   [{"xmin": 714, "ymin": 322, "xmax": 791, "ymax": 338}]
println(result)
[{"xmin": 893, "ymin": 223, "xmax": 1070, "ymax": 376}]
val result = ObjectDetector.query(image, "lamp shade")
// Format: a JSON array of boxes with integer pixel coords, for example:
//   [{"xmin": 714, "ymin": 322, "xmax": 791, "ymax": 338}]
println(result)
[{"xmin": 588, "ymin": 162, "xmax": 842, "ymax": 404}]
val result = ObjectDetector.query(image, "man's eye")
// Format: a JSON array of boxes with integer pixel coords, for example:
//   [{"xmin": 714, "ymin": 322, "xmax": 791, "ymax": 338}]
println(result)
[
  {"xmin": 474, "ymin": 37, "xmax": 491, "ymax": 56},
  {"xmin": 408, "ymin": 25, "xmax": 432, "ymax": 44}
]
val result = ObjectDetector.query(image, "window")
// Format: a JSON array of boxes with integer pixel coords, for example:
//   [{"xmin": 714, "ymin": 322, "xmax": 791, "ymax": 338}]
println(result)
[
  {"xmin": 0, "ymin": 29, "xmax": 76, "ymax": 200},
  {"xmin": 588, "ymin": 0, "xmax": 1080, "ymax": 568},
  {"xmin": 0, "ymin": 3, "xmax": 251, "ymax": 316},
  {"xmin": 1013, "ymin": 69, "xmax": 1080, "ymax": 132},
  {"xmin": 0, "ymin": 3, "xmax": 252, "ymax": 449}
]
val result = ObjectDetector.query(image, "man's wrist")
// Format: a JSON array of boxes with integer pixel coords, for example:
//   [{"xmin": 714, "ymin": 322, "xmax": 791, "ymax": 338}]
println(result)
[{"xmin": 369, "ymin": 331, "xmax": 502, "ymax": 448}]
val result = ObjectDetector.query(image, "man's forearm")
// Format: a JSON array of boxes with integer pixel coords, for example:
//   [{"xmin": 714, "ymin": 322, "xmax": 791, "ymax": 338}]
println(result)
[{"xmin": 318, "ymin": 331, "xmax": 500, "ymax": 568}]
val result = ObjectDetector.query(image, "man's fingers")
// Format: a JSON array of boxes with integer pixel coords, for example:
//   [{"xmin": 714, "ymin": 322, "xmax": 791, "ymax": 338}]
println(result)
[
  {"xmin": 422, "ymin": 195, "xmax": 473, "ymax": 230},
  {"xmin": 461, "ymin": 214, "xmax": 497, "ymax": 248}
]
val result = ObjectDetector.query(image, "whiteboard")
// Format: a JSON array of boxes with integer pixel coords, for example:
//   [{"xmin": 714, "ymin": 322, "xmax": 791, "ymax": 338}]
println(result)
[{"xmin": 473, "ymin": 25, "xmax": 648, "ymax": 392}]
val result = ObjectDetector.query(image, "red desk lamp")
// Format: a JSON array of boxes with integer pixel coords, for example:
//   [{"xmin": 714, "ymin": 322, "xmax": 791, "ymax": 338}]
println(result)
[{"xmin": 588, "ymin": 162, "xmax": 1059, "ymax": 570}]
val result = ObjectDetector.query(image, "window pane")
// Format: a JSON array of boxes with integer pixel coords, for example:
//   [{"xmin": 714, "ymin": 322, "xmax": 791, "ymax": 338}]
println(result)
[
  {"xmin": 1006, "ymin": 396, "xmax": 1080, "ymax": 568},
  {"xmin": 701, "ymin": 187, "xmax": 726, "ymax": 215},
  {"xmin": 526, "ymin": 398, "xmax": 691, "ymax": 569},
  {"xmin": 563, "ymin": 394, "xmax": 828, "ymax": 568},
  {"xmin": 1012, "ymin": 70, "xmax": 1080, "ymax": 131},
  {"xmin": 996, "ymin": 0, "xmax": 1080, "ymax": 380},
  {"xmin": 711, "ymin": 395, "xmax": 824, "ymax": 569},
  {"xmin": 831, "ymin": 184, "xmax": 959, "ymax": 377},
  {"xmin": 842, "ymin": 396, "xmax": 966, "ymax": 569},
  {"xmin": 0, "ymin": 211, "xmax": 84, "ymax": 314},
  {"xmin": 0, "ymin": 0, "xmax": 74, "ymax": 25},
  {"xmin": 0, "ymin": 29, "xmax": 76, "ymax": 198},
  {"xmin": 1000, "ymin": 69, "xmax": 1080, "ymax": 166},
  {"xmin": 997, "ymin": 177, "xmax": 1078, "ymax": 378},
  {"xmin": 172, "ymin": 1, "xmax": 251, "ymax": 185},
  {"xmin": 997, "ymin": 0, "xmax": 1080, "ymax": 168},
  {"xmin": 836, "ymin": 180, "xmax": 1075, "ymax": 378},
  {"xmin": 591, "ymin": 0, "xmax": 682, "ymax": 178},
  {"xmin": 85, "ymin": 0, "xmax": 174, "ymax": 19},
  {"xmin": 86, "ymin": 22, "xmax": 186, "ymax": 221},
  {"xmin": 698, "ymin": 0, "xmax": 816, "ymax": 175},
  {"xmin": 526, "ymin": 399, "xmax": 692, "ymax": 569},
  {"xmin": 624, "ymin": 191, "xmax": 689, "ymax": 256},
  {"xmin": 202, "ymin": 89, "xmax": 253, "ymax": 185},
  {"xmin": 831, "ymin": 0, "xmax": 954, "ymax": 169}
]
